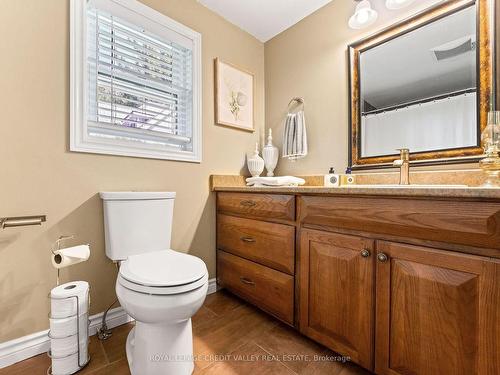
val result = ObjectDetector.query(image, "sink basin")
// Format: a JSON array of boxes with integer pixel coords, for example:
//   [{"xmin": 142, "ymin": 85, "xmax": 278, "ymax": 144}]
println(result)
[{"xmin": 341, "ymin": 184, "xmax": 468, "ymax": 188}]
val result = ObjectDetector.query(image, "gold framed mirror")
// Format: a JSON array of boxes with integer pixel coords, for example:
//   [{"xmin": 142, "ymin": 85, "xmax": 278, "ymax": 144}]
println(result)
[{"xmin": 348, "ymin": 0, "xmax": 494, "ymax": 169}]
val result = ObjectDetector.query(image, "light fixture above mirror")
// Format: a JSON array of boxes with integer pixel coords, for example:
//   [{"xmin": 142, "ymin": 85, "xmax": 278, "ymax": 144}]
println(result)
[
  {"xmin": 348, "ymin": 0, "xmax": 378, "ymax": 29},
  {"xmin": 385, "ymin": 0, "xmax": 416, "ymax": 10},
  {"xmin": 349, "ymin": 0, "xmax": 422, "ymax": 29}
]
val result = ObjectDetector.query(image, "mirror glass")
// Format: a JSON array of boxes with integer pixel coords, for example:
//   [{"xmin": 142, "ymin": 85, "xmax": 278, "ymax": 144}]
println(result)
[{"xmin": 359, "ymin": 4, "xmax": 477, "ymax": 158}]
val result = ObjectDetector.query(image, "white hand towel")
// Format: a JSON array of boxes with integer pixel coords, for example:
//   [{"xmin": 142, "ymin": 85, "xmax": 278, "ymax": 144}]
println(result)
[
  {"xmin": 282, "ymin": 114, "xmax": 293, "ymax": 158},
  {"xmin": 282, "ymin": 110, "xmax": 307, "ymax": 160},
  {"xmin": 246, "ymin": 176, "xmax": 305, "ymax": 187}
]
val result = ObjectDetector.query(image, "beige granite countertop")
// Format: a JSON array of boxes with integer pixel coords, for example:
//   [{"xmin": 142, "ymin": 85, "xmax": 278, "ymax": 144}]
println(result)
[{"xmin": 210, "ymin": 174, "xmax": 500, "ymax": 200}]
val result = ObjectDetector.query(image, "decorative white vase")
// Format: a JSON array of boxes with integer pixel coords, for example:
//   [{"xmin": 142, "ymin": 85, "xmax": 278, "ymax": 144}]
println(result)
[
  {"xmin": 262, "ymin": 129, "xmax": 279, "ymax": 177},
  {"xmin": 247, "ymin": 142, "xmax": 265, "ymax": 177}
]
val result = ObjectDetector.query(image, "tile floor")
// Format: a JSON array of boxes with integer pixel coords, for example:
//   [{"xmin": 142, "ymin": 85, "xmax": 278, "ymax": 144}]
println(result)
[{"xmin": 0, "ymin": 291, "xmax": 371, "ymax": 375}]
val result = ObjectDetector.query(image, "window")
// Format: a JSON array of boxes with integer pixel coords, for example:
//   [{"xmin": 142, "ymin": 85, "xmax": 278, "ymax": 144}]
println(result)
[{"xmin": 70, "ymin": 0, "xmax": 202, "ymax": 162}]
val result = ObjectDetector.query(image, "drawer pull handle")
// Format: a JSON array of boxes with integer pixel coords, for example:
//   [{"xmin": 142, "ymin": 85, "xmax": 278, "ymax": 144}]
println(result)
[
  {"xmin": 240, "ymin": 236, "xmax": 256, "ymax": 243},
  {"xmin": 360, "ymin": 249, "xmax": 371, "ymax": 258},
  {"xmin": 240, "ymin": 200, "xmax": 256, "ymax": 207},
  {"xmin": 377, "ymin": 253, "xmax": 389, "ymax": 263},
  {"xmin": 240, "ymin": 277, "xmax": 255, "ymax": 286}
]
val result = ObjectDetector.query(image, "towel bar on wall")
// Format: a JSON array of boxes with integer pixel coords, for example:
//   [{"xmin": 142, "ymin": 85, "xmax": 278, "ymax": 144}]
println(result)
[{"xmin": 0, "ymin": 215, "xmax": 47, "ymax": 229}]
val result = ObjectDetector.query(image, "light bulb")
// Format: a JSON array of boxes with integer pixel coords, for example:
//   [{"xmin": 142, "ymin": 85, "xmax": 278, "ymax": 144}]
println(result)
[
  {"xmin": 386, "ymin": 0, "xmax": 415, "ymax": 10},
  {"xmin": 356, "ymin": 10, "xmax": 370, "ymax": 24},
  {"xmin": 348, "ymin": 0, "xmax": 378, "ymax": 29}
]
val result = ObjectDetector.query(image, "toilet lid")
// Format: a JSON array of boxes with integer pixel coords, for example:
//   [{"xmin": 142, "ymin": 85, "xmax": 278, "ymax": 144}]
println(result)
[
  {"xmin": 120, "ymin": 250, "xmax": 207, "ymax": 287},
  {"xmin": 118, "ymin": 273, "xmax": 208, "ymax": 295}
]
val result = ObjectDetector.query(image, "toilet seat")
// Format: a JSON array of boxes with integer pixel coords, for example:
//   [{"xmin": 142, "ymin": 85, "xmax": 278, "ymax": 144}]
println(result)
[
  {"xmin": 118, "ymin": 273, "xmax": 208, "ymax": 295},
  {"xmin": 118, "ymin": 250, "xmax": 208, "ymax": 295}
]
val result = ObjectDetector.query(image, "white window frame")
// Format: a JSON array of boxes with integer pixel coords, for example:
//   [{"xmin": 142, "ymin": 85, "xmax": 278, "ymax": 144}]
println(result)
[{"xmin": 70, "ymin": 0, "xmax": 202, "ymax": 162}]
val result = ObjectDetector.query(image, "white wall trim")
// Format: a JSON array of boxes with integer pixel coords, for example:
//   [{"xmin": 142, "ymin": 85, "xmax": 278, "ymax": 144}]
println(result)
[
  {"xmin": 207, "ymin": 277, "xmax": 219, "ymax": 295},
  {"xmin": 0, "ymin": 278, "xmax": 217, "ymax": 369},
  {"xmin": 0, "ymin": 306, "xmax": 131, "ymax": 369},
  {"xmin": 0, "ymin": 330, "xmax": 52, "ymax": 370}
]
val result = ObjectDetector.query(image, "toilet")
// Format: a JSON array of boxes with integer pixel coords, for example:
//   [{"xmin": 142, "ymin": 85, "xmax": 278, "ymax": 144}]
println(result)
[{"xmin": 99, "ymin": 192, "xmax": 208, "ymax": 375}]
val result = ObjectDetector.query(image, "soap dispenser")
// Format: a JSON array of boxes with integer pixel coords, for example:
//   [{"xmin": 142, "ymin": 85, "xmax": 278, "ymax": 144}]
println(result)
[
  {"xmin": 341, "ymin": 167, "xmax": 356, "ymax": 185},
  {"xmin": 324, "ymin": 167, "xmax": 340, "ymax": 187}
]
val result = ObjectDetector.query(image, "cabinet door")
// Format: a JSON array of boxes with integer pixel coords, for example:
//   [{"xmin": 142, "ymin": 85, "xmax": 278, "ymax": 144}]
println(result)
[
  {"xmin": 299, "ymin": 229, "xmax": 375, "ymax": 370},
  {"xmin": 375, "ymin": 241, "xmax": 500, "ymax": 375}
]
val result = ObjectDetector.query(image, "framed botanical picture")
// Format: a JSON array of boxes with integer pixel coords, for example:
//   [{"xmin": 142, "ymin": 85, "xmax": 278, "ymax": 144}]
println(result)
[{"xmin": 214, "ymin": 58, "xmax": 255, "ymax": 132}]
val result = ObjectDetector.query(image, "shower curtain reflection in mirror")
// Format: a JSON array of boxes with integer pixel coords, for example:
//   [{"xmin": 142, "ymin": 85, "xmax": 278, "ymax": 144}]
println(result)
[{"xmin": 361, "ymin": 91, "xmax": 477, "ymax": 157}]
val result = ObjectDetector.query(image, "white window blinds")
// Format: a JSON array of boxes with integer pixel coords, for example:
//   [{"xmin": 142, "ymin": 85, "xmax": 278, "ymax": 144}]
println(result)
[
  {"xmin": 72, "ymin": 0, "xmax": 201, "ymax": 161},
  {"xmin": 87, "ymin": 6, "xmax": 193, "ymax": 149}
]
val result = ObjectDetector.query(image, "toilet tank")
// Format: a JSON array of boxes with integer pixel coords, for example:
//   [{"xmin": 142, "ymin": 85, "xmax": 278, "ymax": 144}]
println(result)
[{"xmin": 99, "ymin": 192, "xmax": 176, "ymax": 261}]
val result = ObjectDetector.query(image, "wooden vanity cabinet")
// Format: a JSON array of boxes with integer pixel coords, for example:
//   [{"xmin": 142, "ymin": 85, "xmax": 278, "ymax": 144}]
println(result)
[
  {"xmin": 298, "ymin": 229, "xmax": 376, "ymax": 369},
  {"xmin": 216, "ymin": 191, "xmax": 500, "ymax": 374},
  {"xmin": 375, "ymin": 241, "xmax": 500, "ymax": 375}
]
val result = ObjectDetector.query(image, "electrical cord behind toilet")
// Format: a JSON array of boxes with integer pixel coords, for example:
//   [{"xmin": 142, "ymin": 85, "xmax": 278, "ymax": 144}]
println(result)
[{"xmin": 97, "ymin": 263, "xmax": 120, "ymax": 340}]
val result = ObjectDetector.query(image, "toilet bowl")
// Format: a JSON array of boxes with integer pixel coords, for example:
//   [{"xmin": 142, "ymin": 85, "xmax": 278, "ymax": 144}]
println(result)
[
  {"xmin": 117, "ymin": 250, "xmax": 208, "ymax": 375},
  {"xmin": 99, "ymin": 192, "xmax": 208, "ymax": 375}
]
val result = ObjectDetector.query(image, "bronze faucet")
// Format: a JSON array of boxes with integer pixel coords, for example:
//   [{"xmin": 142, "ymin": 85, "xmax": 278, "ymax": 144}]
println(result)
[{"xmin": 393, "ymin": 148, "xmax": 410, "ymax": 185}]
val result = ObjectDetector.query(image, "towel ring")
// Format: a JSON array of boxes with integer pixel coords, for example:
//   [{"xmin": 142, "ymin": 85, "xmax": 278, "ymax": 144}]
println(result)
[{"xmin": 287, "ymin": 97, "xmax": 305, "ymax": 113}]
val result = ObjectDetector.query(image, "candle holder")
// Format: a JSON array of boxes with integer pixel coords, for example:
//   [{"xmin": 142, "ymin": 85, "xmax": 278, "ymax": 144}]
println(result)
[{"xmin": 479, "ymin": 111, "xmax": 500, "ymax": 187}]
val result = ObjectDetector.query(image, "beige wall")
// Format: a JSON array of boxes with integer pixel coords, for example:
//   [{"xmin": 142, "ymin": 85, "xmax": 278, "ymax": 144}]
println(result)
[
  {"xmin": 0, "ymin": 0, "xmax": 264, "ymax": 342},
  {"xmin": 264, "ymin": 0, "xmax": 480, "ymax": 176}
]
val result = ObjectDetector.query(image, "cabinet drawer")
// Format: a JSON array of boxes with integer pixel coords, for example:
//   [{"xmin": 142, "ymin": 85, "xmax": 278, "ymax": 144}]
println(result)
[
  {"xmin": 217, "ymin": 250, "xmax": 294, "ymax": 325},
  {"xmin": 299, "ymin": 196, "xmax": 500, "ymax": 251},
  {"xmin": 217, "ymin": 214, "xmax": 295, "ymax": 274},
  {"xmin": 217, "ymin": 192, "xmax": 295, "ymax": 221}
]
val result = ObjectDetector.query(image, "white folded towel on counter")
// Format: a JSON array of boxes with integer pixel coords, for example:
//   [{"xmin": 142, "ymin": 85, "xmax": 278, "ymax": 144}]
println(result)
[
  {"xmin": 246, "ymin": 176, "xmax": 306, "ymax": 187},
  {"xmin": 282, "ymin": 110, "xmax": 308, "ymax": 160}
]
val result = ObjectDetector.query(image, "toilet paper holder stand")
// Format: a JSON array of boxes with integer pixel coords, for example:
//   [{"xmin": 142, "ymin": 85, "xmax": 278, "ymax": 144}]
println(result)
[{"xmin": 46, "ymin": 287, "xmax": 91, "ymax": 375}]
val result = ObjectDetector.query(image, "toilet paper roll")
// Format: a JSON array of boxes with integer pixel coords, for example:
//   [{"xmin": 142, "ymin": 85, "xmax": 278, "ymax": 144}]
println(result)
[
  {"xmin": 50, "ymin": 281, "xmax": 89, "ymax": 318},
  {"xmin": 52, "ymin": 245, "xmax": 90, "ymax": 269},
  {"xmin": 50, "ymin": 312, "xmax": 88, "ymax": 338},
  {"xmin": 51, "ymin": 343, "xmax": 88, "ymax": 375},
  {"xmin": 50, "ymin": 334, "xmax": 88, "ymax": 356},
  {"xmin": 52, "ymin": 352, "xmax": 79, "ymax": 375}
]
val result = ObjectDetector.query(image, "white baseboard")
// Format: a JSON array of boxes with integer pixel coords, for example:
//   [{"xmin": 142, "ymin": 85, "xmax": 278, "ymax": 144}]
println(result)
[
  {"xmin": 207, "ymin": 277, "xmax": 218, "ymax": 295},
  {"xmin": 0, "ymin": 306, "xmax": 131, "ymax": 369},
  {"xmin": 0, "ymin": 330, "xmax": 52, "ymax": 370},
  {"xmin": 0, "ymin": 278, "xmax": 218, "ymax": 369}
]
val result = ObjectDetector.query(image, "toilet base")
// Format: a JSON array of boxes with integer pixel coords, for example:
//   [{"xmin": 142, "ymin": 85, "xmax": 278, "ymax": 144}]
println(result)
[{"xmin": 126, "ymin": 320, "xmax": 195, "ymax": 375}]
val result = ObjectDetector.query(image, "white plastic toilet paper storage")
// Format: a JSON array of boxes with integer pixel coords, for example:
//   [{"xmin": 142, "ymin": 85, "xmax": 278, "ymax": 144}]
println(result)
[{"xmin": 48, "ymin": 281, "xmax": 90, "ymax": 375}]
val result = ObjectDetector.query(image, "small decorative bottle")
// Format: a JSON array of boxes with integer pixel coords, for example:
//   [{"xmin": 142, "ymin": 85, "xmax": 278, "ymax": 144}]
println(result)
[
  {"xmin": 262, "ymin": 129, "xmax": 279, "ymax": 177},
  {"xmin": 479, "ymin": 110, "xmax": 500, "ymax": 187},
  {"xmin": 247, "ymin": 142, "xmax": 265, "ymax": 177}
]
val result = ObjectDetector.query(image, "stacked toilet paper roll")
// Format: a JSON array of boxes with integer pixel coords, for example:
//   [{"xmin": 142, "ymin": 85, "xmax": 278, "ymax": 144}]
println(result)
[{"xmin": 50, "ymin": 281, "xmax": 89, "ymax": 375}]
